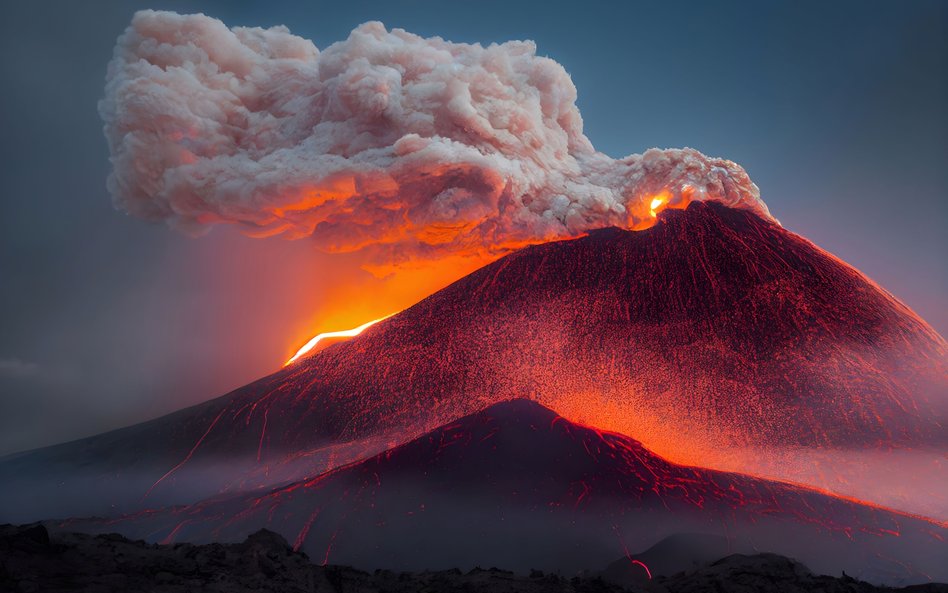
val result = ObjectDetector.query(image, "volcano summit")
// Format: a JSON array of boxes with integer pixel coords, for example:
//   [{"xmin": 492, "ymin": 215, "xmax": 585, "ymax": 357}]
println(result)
[{"xmin": 2, "ymin": 202, "xmax": 944, "ymax": 524}]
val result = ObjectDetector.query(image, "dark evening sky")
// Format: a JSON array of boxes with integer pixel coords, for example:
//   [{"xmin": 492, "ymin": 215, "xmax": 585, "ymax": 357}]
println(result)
[{"xmin": 1, "ymin": 0, "xmax": 945, "ymax": 455}]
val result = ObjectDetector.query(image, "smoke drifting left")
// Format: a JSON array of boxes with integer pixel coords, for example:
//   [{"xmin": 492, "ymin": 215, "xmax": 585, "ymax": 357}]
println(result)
[{"xmin": 101, "ymin": 10, "xmax": 772, "ymax": 269}]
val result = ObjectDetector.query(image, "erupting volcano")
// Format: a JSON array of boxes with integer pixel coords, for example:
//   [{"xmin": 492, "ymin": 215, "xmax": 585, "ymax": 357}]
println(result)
[
  {"xmin": 2, "ymin": 9, "xmax": 946, "ymax": 590},
  {"xmin": 3, "ymin": 201, "xmax": 944, "ymax": 527}
]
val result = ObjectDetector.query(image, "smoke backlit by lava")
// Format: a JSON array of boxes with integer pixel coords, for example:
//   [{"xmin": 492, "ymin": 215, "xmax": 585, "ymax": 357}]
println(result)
[{"xmin": 100, "ymin": 11, "xmax": 772, "ymax": 267}]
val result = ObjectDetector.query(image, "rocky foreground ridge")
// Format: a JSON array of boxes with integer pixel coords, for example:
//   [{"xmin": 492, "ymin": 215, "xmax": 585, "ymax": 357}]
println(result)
[{"xmin": 2, "ymin": 524, "xmax": 946, "ymax": 593}]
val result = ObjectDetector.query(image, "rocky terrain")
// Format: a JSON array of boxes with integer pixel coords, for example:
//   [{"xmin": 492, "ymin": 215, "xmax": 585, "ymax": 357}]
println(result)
[
  {"xmin": 4, "ymin": 203, "xmax": 945, "ymax": 525},
  {"xmin": 2, "ymin": 524, "xmax": 946, "ymax": 593},
  {"xmin": 59, "ymin": 400, "xmax": 947, "ymax": 584}
]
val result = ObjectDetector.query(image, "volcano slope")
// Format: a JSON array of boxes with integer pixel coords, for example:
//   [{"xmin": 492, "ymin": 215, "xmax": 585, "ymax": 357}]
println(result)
[
  {"xmin": 2, "ymin": 201, "xmax": 945, "ymax": 520},
  {"xmin": 61, "ymin": 400, "xmax": 948, "ymax": 586}
]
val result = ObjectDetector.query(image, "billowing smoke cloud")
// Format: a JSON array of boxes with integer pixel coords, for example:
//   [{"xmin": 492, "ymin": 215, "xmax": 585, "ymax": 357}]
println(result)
[{"xmin": 101, "ymin": 10, "xmax": 773, "ymax": 264}]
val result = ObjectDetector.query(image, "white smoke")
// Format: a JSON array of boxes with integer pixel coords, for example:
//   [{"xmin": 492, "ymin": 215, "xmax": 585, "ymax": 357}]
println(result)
[{"xmin": 100, "ymin": 10, "xmax": 773, "ymax": 262}]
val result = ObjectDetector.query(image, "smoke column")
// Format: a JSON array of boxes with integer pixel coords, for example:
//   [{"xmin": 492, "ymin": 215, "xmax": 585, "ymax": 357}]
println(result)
[{"xmin": 101, "ymin": 10, "xmax": 773, "ymax": 265}]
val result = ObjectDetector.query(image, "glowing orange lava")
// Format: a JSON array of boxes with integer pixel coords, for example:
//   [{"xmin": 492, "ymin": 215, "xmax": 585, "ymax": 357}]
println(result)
[
  {"xmin": 286, "ymin": 314, "xmax": 395, "ymax": 366},
  {"xmin": 649, "ymin": 191, "xmax": 671, "ymax": 217},
  {"xmin": 649, "ymin": 198, "xmax": 663, "ymax": 215},
  {"xmin": 625, "ymin": 190, "xmax": 677, "ymax": 230}
]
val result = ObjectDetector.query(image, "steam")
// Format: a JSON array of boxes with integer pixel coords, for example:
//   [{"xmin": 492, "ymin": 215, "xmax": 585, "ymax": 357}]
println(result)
[{"xmin": 101, "ymin": 10, "xmax": 773, "ymax": 263}]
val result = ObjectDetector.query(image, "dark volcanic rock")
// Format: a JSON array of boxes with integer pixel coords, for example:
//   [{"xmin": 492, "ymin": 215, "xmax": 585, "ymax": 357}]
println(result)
[
  {"xmin": 63, "ymin": 401, "xmax": 948, "ymax": 585},
  {"xmin": 1, "ymin": 524, "xmax": 318, "ymax": 593},
  {"xmin": 657, "ymin": 554, "xmax": 948, "ymax": 593},
  {"xmin": 601, "ymin": 533, "xmax": 737, "ymax": 585},
  {"xmin": 2, "ymin": 202, "xmax": 944, "ymax": 522},
  {"xmin": 1, "ymin": 524, "xmax": 946, "ymax": 593}
]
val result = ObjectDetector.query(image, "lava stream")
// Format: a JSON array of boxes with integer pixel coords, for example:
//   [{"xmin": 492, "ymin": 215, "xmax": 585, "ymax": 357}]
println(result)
[{"xmin": 286, "ymin": 314, "xmax": 396, "ymax": 366}]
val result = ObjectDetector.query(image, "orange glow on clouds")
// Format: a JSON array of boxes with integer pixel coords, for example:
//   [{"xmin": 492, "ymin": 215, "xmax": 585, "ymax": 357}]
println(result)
[{"xmin": 282, "ymin": 189, "xmax": 679, "ymax": 368}]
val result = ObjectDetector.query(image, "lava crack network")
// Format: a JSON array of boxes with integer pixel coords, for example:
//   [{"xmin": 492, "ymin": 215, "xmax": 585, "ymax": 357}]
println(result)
[
  {"xmin": 1, "ymin": 202, "xmax": 945, "ymax": 525},
  {"xmin": 60, "ymin": 401, "xmax": 948, "ymax": 583},
  {"xmin": 80, "ymin": 202, "xmax": 944, "ymax": 517}
]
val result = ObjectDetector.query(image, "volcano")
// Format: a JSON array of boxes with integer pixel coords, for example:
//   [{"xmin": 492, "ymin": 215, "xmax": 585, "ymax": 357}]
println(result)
[
  {"xmin": 60, "ymin": 400, "xmax": 948, "ymax": 584},
  {"xmin": 1, "ymin": 202, "xmax": 945, "ymax": 521}
]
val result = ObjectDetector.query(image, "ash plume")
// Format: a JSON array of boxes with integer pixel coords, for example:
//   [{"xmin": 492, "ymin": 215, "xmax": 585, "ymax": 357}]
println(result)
[{"xmin": 101, "ymin": 10, "xmax": 773, "ymax": 263}]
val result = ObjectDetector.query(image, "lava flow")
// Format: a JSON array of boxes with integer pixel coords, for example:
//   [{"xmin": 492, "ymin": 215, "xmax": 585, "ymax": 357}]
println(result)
[
  {"xmin": 286, "ymin": 313, "xmax": 396, "ymax": 365},
  {"xmin": 3, "ymin": 202, "xmax": 945, "ymax": 526},
  {"xmin": 280, "ymin": 188, "xmax": 673, "ymax": 369},
  {"xmin": 60, "ymin": 400, "xmax": 948, "ymax": 581}
]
